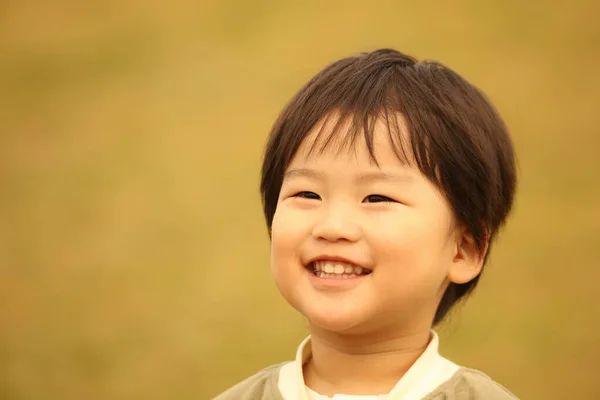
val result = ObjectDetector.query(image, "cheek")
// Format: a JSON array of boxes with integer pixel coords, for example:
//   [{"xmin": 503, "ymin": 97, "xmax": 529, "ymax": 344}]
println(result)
[
  {"xmin": 370, "ymin": 210, "xmax": 451, "ymax": 270},
  {"xmin": 269, "ymin": 206, "xmax": 311, "ymax": 308},
  {"xmin": 270, "ymin": 206, "xmax": 308, "ymax": 272}
]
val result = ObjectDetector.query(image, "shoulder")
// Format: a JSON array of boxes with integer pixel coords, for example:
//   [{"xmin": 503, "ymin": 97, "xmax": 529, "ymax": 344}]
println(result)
[
  {"xmin": 212, "ymin": 363, "xmax": 287, "ymax": 400},
  {"xmin": 425, "ymin": 367, "xmax": 519, "ymax": 400}
]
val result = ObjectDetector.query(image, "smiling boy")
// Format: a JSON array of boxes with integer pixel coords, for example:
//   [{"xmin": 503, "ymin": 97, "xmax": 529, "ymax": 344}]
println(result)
[{"xmin": 215, "ymin": 49, "xmax": 518, "ymax": 400}]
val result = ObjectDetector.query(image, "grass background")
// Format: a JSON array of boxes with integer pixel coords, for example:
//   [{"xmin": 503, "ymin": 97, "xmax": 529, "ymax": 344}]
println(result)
[{"xmin": 1, "ymin": 1, "xmax": 599, "ymax": 399}]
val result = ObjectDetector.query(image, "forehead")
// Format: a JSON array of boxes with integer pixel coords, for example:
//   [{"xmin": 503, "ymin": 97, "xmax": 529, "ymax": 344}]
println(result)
[{"xmin": 291, "ymin": 112, "xmax": 416, "ymax": 168}]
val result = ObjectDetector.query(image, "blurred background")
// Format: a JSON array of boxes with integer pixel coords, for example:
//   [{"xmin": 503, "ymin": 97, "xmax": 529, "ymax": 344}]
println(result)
[{"xmin": 1, "ymin": 1, "xmax": 599, "ymax": 399}]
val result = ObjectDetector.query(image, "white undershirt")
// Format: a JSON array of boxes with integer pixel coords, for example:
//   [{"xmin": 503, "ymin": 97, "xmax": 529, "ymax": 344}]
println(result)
[
  {"xmin": 306, "ymin": 386, "xmax": 387, "ymax": 400},
  {"xmin": 277, "ymin": 331, "xmax": 459, "ymax": 400}
]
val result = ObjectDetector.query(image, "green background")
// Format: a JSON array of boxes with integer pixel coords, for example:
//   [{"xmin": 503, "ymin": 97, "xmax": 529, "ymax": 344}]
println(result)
[{"xmin": 1, "ymin": 1, "xmax": 598, "ymax": 399}]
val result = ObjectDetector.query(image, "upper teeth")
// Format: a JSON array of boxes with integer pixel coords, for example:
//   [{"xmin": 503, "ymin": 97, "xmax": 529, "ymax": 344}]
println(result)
[{"xmin": 313, "ymin": 260, "xmax": 367, "ymax": 275}]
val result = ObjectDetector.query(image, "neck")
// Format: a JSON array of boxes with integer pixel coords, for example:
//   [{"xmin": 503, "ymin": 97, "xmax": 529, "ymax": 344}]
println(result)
[{"xmin": 303, "ymin": 326, "xmax": 432, "ymax": 396}]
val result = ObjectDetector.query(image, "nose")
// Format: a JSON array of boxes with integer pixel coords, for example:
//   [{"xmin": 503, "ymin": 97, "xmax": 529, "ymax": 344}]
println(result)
[{"xmin": 312, "ymin": 202, "xmax": 361, "ymax": 243}]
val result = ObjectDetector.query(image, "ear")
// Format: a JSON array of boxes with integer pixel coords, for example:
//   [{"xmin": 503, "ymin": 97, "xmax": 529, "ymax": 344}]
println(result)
[{"xmin": 447, "ymin": 228, "xmax": 489, "ymax": 284}]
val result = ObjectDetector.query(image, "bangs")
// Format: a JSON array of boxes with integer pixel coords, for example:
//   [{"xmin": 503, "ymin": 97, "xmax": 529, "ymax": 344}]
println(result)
[
  {"xmin": 295, "ymin": 65, "xmax": 442, "ymax": 192},
  {"xmin": 304, "ymin": 107, "xmax": 427, "ymax": 172}
]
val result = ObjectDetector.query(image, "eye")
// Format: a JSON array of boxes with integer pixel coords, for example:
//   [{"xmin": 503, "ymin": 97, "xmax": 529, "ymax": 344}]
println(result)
[
  {"xmin": 293, "ymin": 191, "xmax": 321, "ymax": 200},
  {"xmin": 363, "ymin": 194, "xmax": 396, "ymax": 203}
]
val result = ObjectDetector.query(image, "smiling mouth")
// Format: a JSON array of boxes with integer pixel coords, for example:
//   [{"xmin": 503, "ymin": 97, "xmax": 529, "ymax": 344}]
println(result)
[{"xmin": 307, "ymin": 260, "xmax": 372, "ymax": 279}]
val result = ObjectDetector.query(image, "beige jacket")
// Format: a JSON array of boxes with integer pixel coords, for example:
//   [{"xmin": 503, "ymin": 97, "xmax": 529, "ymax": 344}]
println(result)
[
  {"xmin": 213, "ymin": 365, "xmax": 517, "ymax": 400},
  {"xmin": 214, "ymin": 333, "xmax": 517, "ymax": 400}
]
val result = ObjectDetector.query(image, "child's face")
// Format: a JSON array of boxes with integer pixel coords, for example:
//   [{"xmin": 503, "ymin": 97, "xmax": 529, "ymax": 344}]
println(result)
[{"xmin": 270, "ymin": 116, "xmax": 466, "ymax": 336}]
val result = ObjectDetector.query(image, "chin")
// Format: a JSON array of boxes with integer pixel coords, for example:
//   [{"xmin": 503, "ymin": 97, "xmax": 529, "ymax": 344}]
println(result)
[{"xmin": 303, "ymin": 307, "xmax": 366, "ymax": 335}]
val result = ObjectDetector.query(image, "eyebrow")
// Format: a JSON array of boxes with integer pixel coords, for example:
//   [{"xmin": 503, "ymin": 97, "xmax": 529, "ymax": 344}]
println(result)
[
  {"xmin": 355, "ymin": 171, "xmax": 414, "ymax": 185},
  {"xmin": 284, "ymin": 168, "xmax": 326, "ymax": 181},
  {"xmin": 283, "ymin": 168, "xmax": 414, "ymax": 184}
]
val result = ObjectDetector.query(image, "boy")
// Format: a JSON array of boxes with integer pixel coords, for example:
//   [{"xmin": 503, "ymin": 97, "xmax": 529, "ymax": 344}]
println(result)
[{"xmin": 215, "ymin": 49, "xmax": 518, "ymax": 399}]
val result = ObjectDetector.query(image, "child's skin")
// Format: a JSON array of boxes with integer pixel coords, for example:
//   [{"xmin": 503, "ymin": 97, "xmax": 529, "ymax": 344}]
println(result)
[{"xmin": 269, "ymin": 114, "xmax": 486, "ymax": 396}]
